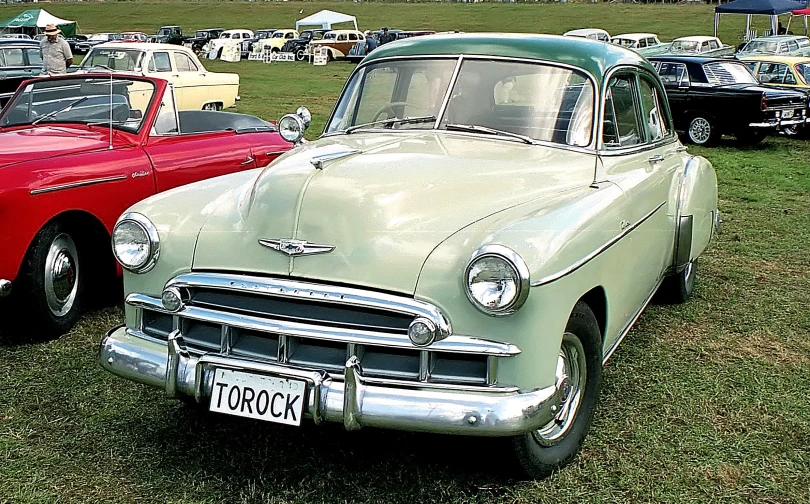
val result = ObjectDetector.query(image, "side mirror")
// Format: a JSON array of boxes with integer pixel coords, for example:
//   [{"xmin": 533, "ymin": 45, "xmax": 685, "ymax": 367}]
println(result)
[{"xmin": 278, "ymin": 106, "xmax": 311, "ymax": 144}]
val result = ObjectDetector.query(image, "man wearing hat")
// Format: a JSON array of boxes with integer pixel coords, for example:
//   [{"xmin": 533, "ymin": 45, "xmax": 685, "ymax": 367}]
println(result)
[{"xmin": 40, "ymin": 24, "xmax": 73, "ymax": 75}]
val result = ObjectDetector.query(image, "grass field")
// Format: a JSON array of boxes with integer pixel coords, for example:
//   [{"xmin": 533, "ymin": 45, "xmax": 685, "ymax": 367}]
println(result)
[{"xmin": 1, "ymin": 1, "xmax": 810, "ymax": 503}]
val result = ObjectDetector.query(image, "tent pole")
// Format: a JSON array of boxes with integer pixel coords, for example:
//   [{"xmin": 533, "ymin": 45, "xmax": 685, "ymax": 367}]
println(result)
[
  {"xmin": 746, "ymin": 14, "xmax": 751, "ymax": 40},
  {"xmin": 714, "ymin": 13, "xmax": 720, "ymax": 38}
]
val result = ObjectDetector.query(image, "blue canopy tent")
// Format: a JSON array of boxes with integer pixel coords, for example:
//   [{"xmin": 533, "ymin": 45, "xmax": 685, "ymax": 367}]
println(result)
[{"xmin": 714, "ymin": 0, "xmax": 808, "ymax": 38}]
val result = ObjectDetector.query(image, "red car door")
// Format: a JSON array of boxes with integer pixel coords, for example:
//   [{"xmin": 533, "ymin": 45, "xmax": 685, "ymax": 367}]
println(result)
[{"xmin": 141, "ymin": 88, "xmax": 258, "ymax": 193}]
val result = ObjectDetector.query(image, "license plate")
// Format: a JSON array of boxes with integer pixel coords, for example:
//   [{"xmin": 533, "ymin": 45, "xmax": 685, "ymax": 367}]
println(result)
[
  {"xmin": 210, "ymin": 368, "xmax": 306, "ymax": 426},
  {"xmin": 783, "ymin": 110, "xmax": 794, "ymax": 119}
]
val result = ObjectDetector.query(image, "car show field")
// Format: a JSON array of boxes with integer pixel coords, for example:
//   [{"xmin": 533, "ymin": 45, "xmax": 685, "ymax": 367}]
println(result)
[{"xmin": 1, "ymin": 1, "xmax": 809, "ymax": 503}]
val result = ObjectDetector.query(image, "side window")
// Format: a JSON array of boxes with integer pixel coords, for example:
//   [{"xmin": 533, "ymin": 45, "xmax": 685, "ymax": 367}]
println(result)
[
  {"xmin": 779, "ymin": 43, "xmax": 788, "ymax": 53},
  {"xmin": 286, "ymin": 32, "xmax": 294, "ymax": 39},
  {"xmin": 603, "ymin": 75, "xmax": 642, "ymax": 148},
  {"xmin": 151, "ymin": 86, "xmax": 179, "ymax": 135},
  {"xmin": 174, "ymin": 52, "xmax": 198, "ymax": 72},
  {"xmin": 25, "ymin": 48, "xmax": 42, "ymax": 66},
  {"xmin": 657, "ymin": 62, "xmax": 689, "ymax": 86},
  {"xmin": 638, "ymin": 77, "xmax": 670, "ymax": 142},
  {"xmin": 338, "ymin": 34, "xmax": 348, "ymax": 42},
  {"xmin": 148, "ymin": 52, "xmax": 172, "ymax": 72},
  {"xmin": 349, "ymin": 33, "xmax": 358, "ymax": 42}
]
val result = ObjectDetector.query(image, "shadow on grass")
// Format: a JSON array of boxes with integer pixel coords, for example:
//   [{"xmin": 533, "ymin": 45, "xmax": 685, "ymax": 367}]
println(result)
[{"xmin": 109, "ymin": 398, "xmax": 522, "ymax": 499}]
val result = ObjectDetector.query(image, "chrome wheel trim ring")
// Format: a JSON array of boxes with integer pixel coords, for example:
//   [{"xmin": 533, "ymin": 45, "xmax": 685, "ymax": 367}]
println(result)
[
  {"xmin": 684, "ymin": 260, "xmax": 696, "ymax": 291},
  {"xmin": 44, "ymin": 233, "xmax": 79, "ymax": 317},
  {"xmin": 689, "ymin": 117, "xmax": 711, "ymax": 144},
  {"xmin": 532, "ymin": 332, "xmax": 587, "ymax": 446}
]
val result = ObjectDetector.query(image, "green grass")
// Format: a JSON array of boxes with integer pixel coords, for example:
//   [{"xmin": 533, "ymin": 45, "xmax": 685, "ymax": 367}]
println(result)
[{"xmin": 2, "ymin": 1, "xmax": 810, "ymax": 503}]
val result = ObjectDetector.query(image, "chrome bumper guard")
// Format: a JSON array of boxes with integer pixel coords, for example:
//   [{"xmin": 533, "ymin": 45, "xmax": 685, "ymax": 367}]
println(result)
[
  {"xmin": 100, "ymin": 325, "xmax": 562, "ymax": 436},
  {"xmin": 0, "ymin": 279, "xmax": 10, "ymax": 298}
]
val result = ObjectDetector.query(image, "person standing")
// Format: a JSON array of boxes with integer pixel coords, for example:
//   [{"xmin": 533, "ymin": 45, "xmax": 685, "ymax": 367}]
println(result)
[
  {"xmin": 40, "ymin": 24, "xmax": 73, "ymax": 75},
  {"xmin": 379, "ymin": 27, "xmax": 396, "ymax": 46}
]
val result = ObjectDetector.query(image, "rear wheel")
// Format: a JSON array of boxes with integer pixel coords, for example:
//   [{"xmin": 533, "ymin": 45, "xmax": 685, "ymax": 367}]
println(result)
[
  {"xmin": 658, "ymin": 259, "xmax": 698, "ymax": 304},
  {"xmin": 687, "ymin": 115, "xmax": 719, "ymax": 146},
  {"xmin": 16, "ymin": 221, "xmax": 84, "ymax": 340},
  {"xmin": 512, "ymin": 302, "xmax": 602, "ymax": 479}
]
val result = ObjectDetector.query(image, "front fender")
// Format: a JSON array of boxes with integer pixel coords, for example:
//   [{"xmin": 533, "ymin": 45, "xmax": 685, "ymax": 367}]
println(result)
[{"xmin": 674, "ymin": 154, "xmax": 717, "ymax": 268}]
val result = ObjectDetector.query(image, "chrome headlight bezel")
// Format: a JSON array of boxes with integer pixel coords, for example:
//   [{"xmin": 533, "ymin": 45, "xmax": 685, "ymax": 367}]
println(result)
[
  {"xmin": 111, "ymin": 212, "xmax": 160, "ymax": 274},
  {"xmin": 464, "ymin": 244, "xmax": 530, "ymax": 316}
]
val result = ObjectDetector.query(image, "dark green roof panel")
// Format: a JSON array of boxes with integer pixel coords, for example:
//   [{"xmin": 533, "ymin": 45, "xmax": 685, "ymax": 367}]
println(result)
[{"xmin": 363, "ymin": 33, "xmax": 653, "ymax": 83}]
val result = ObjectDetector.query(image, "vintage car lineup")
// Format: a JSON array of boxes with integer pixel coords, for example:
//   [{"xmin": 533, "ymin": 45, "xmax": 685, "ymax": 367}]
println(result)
[{"xmin": 1, "ymin": 22, "xmax": 809, "ymax": 480}]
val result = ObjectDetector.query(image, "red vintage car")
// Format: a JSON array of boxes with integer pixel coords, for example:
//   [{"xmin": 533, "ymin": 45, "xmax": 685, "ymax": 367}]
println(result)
[{"xmin": 0, "ymin": 74, "xmax": 293, "ymax": 338}]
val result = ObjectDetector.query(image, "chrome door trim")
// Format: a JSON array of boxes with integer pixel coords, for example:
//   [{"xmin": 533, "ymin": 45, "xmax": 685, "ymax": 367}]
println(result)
[{"xmin": 30, "ymin": 174, "xmax": 128, "ymax": 195}]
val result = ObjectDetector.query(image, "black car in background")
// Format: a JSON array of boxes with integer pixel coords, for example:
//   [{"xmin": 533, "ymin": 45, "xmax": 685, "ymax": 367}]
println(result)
[
  {"xmin": 154, "ymin": 26, "xmax": 184, "ymax": 45},
  {"xmin": 649, "ymin": 55, "xmax": 809, "ymax": 145},
  {"xmin": 280, "ymin": 29, "xmax": 328, "ymax": 60},
  {"xmin": 185, "ymin": 28, "xmax": 225, "ymax": 54},
  {"xmin": 0, "ymin": 39, "xmax": 42, "ymax": 108},
  {"xmin": 241, "ymin": 29, "xmax": 276, "ymax": 58}
]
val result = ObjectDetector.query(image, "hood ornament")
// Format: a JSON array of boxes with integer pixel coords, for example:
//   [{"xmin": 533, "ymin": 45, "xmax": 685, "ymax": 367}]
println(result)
[{"xmin": 258, "ymin": 238, "xmax": 335, "ymax": 256}]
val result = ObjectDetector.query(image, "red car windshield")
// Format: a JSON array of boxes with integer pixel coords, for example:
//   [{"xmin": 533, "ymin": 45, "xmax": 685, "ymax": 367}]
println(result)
[{"xmin": 0, "ymin": 76, "xmax": 156, "ymax": 132}]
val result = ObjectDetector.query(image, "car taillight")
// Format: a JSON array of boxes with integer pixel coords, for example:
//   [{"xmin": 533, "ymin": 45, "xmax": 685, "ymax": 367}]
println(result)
[{"xmin": 761, "ymin": 93, "xmax": 768, "ymax": 111}]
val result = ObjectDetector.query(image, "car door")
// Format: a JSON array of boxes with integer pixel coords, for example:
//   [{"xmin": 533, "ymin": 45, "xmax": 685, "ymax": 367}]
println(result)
[
  {"xmin": 171, "ymin": 50, "xmax": 207, "ymax": 110},
  {"xmin": 142, "ymin": 86, "xmax": 258, "ymax": 193},
  {"xmin": 598, "ymin": 71, "xmax": 680, "ymax": 335},
  {"xmin": 657, "ymin": 61, "xmax": 690, "ymax": 129}
]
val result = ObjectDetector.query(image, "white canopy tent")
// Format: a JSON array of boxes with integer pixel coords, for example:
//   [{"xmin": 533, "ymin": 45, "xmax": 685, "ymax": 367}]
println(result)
[{"xmin": 295, "ymin": 10, "xmax": 358, "ymax": 32}]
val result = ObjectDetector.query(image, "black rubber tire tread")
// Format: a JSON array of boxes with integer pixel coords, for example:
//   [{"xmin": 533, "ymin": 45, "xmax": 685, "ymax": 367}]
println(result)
[
  {"xmin": 13, "ymin": 220, "xmax": 83, "ymax": 340},
  {"xmin": 512, "ymin": 301, "xmax": 603, "ymax": 479},
  {"xmin": 658, "ymin": 259, "xmax": 698, "ymax": 305}
]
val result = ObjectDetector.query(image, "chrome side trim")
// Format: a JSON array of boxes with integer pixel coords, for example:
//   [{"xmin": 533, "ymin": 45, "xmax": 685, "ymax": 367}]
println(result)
[
  {"xmin": 602, "ymin": 277, "xmax": 663, "ymax": 364},
  {"xmin": 127, "ymin": 293, "xmax": 520, "ymax": 357},
  {"xmin": 165, "ymin": 272, "xmax": 452, "ymax": 339},
  {"xmin": 30, "ymin": 174, "xmax": 127, "ymax": 195},
  {"xmin": 531, "ymin": 201, "xmax": 666, "ymax": 287}
]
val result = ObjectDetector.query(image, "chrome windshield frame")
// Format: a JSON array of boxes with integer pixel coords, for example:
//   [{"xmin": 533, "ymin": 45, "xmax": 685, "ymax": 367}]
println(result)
[{"xmin": 321, "ymin": 54, "xmax": 601, "ymax": 150}]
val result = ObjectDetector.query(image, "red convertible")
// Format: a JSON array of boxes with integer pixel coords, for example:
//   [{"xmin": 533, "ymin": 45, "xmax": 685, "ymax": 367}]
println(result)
[{"xmin": 0, "ymin": 74, "xmax": 293, "ymax": 338}]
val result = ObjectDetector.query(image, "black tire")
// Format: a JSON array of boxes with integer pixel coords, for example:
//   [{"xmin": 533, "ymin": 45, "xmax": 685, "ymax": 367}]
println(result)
[
  {"xmin": 658, "ymin": 259, "xmax": 698, "ymax": 304},
  {"xmin": 512, "ymin": 301, "xmax": 602, "ymax": 479},
  {"xmin": 14, "ymin": 221, "xmax": 84, "ymax": 340},
  {"xmin": 735, "ymin": 129, "xmax": 766, "ymax": 145},
  {"xmin": 686, "ymin": 115, "xmax": 719, "ymax": 146},
  {"xmin": 295, "ymin": 48, "xmax": 306, "ymax": 61}
]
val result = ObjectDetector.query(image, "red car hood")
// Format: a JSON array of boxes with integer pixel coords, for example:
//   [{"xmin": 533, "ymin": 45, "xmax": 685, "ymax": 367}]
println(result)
[{"xmin": 0, "ymin": 126, "xmax": 121, "ymax": 167}]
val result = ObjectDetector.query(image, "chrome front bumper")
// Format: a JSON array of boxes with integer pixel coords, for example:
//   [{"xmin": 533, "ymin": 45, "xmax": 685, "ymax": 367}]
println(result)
[{"xmin": 100, "ymin": 325, "xmax": 563, "ymax": 436}]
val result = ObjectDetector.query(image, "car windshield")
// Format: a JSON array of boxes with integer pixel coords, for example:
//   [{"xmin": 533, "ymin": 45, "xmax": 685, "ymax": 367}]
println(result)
[
  {"xmin": 742, "ymin": 40, "xmax": 778, "ymax": 53},
  {"xmin": 0, "ymin": 47, "xmax": 41, "ymax": 67},
  {"xmin": 258, "ymin": 31, "xmax": 272, "ymax": 38},
  {"xmin": 80, "ymin": 48, "xmax": 145, "ymax": 71},
  {"xmin": 797, "ymin": 64, "xmax": 810, "ymax": 85},
  {"xmin": 612, "ymin": 38, "xmax": 636, "ymax": 47},
  {"xmin": 702, "ymin": 61, "xmax": 758, "ymax": 85},
  {"xmin": 157, "ymin": 28, "xmax": 173, "ymax": 36},
  {"xmin": 672, "ymin": 40, "xmax": 699, "ymax": 52},
  {"xmin": 0, "ymin": 76, "xmax": 156, "ymax": 132},
  {"xmin": 326, "ymin": 58, "xmax": 595, "ymax": 147}
]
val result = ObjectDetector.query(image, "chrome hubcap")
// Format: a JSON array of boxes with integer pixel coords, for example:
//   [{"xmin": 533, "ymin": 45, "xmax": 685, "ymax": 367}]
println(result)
[
  {"xmin": 533, "ymin": 332, "xmax": 587, "ymax": 446},
  {"xmin": 44, "ymin": 233, "xmax": 79, "ymax": 317},
  {"xmin": 689, "ymin": 118, "xmax": 711, "ymax": 144}
]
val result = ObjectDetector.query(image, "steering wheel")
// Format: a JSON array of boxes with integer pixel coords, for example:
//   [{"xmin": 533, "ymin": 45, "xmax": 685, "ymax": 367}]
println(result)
[{"xmin": 372, "ymin": 102, "xmax": 428, "ymax": 123}]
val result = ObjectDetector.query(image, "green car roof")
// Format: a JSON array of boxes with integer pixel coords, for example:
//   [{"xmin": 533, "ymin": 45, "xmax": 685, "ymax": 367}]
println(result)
[{"xmin": 363, "ymin": 33, "xmax": 653, "ymax": 85}]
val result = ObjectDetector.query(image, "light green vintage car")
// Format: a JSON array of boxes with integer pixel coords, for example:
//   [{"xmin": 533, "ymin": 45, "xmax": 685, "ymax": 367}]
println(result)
[{"xmin": 100, "ymin": 34, "xmax": 719, "ymax": 478}]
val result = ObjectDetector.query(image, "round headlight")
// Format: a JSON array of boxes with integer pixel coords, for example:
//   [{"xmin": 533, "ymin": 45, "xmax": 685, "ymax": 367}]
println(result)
[
  {"xmin": 278, "ymin": 114, "xmax": 305, "ymax": 143},
  {"xmin": 464, "ymin": 245, "xmax": 530, "ymax": 316},
  {"xmin": 112, "ymin": 213, "xmax": 159, "ymax": 273}
]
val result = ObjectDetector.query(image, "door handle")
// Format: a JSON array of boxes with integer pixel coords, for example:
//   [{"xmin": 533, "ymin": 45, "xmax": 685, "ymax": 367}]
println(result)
[
  {"xmin": 242, "ymin": 156, "xmax": 255, "ymax": 166},
  {"xmin": 648, "ymin": 154, "xmax": 665, "ymax": 163}
]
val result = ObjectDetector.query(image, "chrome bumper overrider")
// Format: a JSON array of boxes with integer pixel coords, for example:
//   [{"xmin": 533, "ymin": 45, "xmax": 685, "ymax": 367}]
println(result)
[
  {"xmin": 0, "ymin": 279, "xmax": 10, "ymax": 297},
  {"xmin": 100, "ymin": 325, "xmax": 563, "ymax": 436}
]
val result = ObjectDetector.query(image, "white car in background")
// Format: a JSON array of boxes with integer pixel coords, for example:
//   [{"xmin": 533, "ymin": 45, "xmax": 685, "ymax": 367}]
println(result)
[
  {"xmin": 78, "ymin": 42, "xmax": 240, "ymax": 110},
  {"xmin": 563, "ymin": 28, "xmax": 611, "ymax": 42},
  {"xmin": 202, "ymin": 29, "xmax": 254, "ymax": 59}
]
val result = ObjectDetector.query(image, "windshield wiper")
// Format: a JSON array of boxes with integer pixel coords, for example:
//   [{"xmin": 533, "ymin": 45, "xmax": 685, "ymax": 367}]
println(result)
[
  {"xmin": 345, "ymin": 115, "xmax": 436, "ymax": 134},
  {"xmin": 32, "ymin": 96, "xmax": 90, "ymax": 125},
  {"xmin": 445, "ymin": 123, "xmax": 537, "ymax": 145}
]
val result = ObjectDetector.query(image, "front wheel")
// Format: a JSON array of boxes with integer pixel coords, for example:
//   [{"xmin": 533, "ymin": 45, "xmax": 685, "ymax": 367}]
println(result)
[
  {"xmin": 16, "ymin": 221, "xmax": 84, "ymax": 339},
  {"xmin": 512, "ymin": 301, "xmax": 602, "ymax": 479},
  {"xmin": 687, "ymin": 115, "xmax": 719, "ymax": 146}
]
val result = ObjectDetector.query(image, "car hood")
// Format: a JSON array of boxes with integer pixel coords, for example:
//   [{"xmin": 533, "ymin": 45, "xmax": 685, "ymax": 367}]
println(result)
[
  {"xmin": 0, "ymin": 126, "xmax": 118, "ymax": 167},
  {"xmin": 192, "ymin": 131, "xmax": 595, "ymax": 295}
]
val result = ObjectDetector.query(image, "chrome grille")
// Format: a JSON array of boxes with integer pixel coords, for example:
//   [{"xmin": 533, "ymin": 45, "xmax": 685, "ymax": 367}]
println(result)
[{"xmin": 130, "ymin": 273, "xmax": 520, "ymax": 388}]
